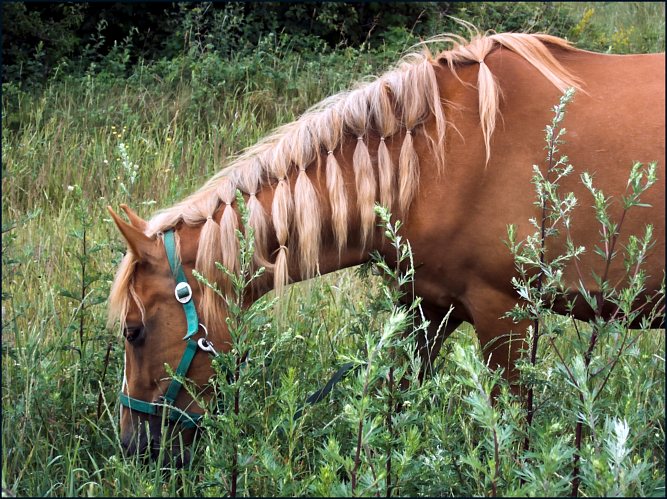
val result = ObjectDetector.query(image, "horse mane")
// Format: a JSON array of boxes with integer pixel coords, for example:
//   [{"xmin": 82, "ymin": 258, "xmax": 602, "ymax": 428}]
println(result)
[{"xmin": 108, "ymin": 30, "xmax": 582, "ymax": 330}]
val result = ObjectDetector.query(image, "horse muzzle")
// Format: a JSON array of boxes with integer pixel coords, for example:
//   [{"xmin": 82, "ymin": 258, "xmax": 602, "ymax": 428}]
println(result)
[{"xmin": 120, "ymin": 415, "xmax": 195, "ymax": 467}]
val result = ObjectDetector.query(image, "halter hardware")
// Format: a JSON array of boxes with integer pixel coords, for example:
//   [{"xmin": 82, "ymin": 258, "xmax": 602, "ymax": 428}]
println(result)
[
  {"xmin": 174, "ymin": 281, "xmax": 193, "ymax": 304},
  {"xmin": 119, "ymin": 229, "xmax": 212, "ymax": 429},
  {"xmin": 197, "ymin": 337, "xmax": 218, "ymax": 356}
]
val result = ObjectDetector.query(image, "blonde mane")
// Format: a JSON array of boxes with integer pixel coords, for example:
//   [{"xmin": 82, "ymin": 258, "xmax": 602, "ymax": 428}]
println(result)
[{"xmin": 108, "ymin": 31, "xmax": 582, "ymax": 330}]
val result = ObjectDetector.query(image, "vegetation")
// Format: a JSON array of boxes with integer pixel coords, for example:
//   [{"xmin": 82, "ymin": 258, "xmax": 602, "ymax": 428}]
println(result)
[{"xmin": 2, "ymin": 2, "xmax": 664, "ymax": 496}]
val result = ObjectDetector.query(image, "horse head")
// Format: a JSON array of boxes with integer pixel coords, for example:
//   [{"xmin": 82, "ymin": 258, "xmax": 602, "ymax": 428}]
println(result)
[{"xmin": 108, "ymin": 205, "xmax": 227, "ymax": 464}]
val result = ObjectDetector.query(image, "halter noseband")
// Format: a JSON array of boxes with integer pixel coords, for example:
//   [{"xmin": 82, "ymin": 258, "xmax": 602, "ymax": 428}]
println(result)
[{"xmin": 119, "ymin": 229, "xmax": 215, "ymax": 429}]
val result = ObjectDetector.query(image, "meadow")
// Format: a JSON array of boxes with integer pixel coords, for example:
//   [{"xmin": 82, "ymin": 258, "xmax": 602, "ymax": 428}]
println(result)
[{"xmin": 2, "ymin": 3, "xmax": 665, "ymax": 496}]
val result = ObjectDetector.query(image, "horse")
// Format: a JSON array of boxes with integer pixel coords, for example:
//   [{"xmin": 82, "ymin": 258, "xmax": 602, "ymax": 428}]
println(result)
[{"xmin": 107, "ymin": 31, "xmax": 665, "ymax": 461}]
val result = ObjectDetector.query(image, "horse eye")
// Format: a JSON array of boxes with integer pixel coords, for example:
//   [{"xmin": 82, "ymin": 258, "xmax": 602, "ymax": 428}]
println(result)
[{"xmin": 124, "ymin": 326, "xmax": 145, "ymax": 345}]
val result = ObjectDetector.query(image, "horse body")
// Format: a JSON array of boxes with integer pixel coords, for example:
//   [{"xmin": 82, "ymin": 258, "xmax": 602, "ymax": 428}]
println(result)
[
  {"xmin": 400, "ymin": 47, "xmax": 665, "ymax": 371},
  {"xmin": 108, "ymin": 33, "xmax": 665, "ymax": 458}
]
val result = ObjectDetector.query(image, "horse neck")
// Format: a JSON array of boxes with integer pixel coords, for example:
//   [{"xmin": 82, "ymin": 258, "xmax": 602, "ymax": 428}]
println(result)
[{"xmin": 250, "ymin": 133, "xmax": 393, "ymax": 298}]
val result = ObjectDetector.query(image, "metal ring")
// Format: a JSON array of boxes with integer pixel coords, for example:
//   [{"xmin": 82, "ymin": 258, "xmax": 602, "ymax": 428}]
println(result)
[
  {"xmin": 197, "ymin": 338, "xmax": 212, "ymax": 352},
  {"xmin": 199, "ymin": 323, "xmax": 208, "ymax": 337},
  {"xmin": 174, "ymin": 282, "xmax": 193, "ymax": 304}
]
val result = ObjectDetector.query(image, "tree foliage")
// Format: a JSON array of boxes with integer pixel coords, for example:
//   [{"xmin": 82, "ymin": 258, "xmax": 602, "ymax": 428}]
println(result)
[{"xmin": 3, "ymin": 2, "xmax": 584, "ymax": 86}]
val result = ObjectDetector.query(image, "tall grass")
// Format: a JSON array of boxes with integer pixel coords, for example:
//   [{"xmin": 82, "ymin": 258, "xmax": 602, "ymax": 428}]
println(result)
[{"xmin": 2, "ymin": 5, "xmax": 664, "ymax": 496}]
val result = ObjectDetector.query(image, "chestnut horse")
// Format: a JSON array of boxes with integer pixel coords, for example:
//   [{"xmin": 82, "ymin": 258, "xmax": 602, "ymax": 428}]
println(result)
[{"xmin": 108, "ymin": 32, "xmax": 665, "ymax": 459}]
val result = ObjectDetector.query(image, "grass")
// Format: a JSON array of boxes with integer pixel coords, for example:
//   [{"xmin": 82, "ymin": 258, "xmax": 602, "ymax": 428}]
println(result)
[{"xmin": 2, "ymin": 3, "xmax": 665, "ymax": 496}]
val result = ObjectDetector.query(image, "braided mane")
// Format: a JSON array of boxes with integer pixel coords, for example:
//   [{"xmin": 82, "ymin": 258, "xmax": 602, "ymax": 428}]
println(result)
[{"xmin": 109, "ymin": 31, "xmax": 581, "ymax": 330}]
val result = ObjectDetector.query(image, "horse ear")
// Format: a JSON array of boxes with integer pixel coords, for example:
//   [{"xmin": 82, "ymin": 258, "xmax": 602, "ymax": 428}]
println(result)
[
  {"xmin": 119, "ymin": 204, "xmax": 148, "ymax": 231},
  {"xmin": 108, "ymin": 206, "xmax": 157, "ymax": 262}
]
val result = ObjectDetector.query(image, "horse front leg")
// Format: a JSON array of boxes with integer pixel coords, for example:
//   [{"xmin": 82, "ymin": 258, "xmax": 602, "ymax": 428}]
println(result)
[
  {"xmin": 414, "ymin": 302, "xmax": 463, "ymax": 382},
  {"xmin": 395, "ymin": 300, "xmax": 462, "ymax": 386},
  {"xmin": 465, "ymin": 284, "xmax": 530, "ymax": 391}
]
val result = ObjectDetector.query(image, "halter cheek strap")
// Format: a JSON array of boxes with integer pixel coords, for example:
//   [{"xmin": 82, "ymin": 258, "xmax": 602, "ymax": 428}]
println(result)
[
  {"xmin": 119, "ymin": 229, "xmax": 208, "ymax": 429},
  {"xmin": 164, "ymin": 230, "xmax": 199, "ymax": 340}
]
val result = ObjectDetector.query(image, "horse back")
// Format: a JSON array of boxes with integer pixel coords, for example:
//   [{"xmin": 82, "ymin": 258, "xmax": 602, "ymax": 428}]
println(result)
[{"xmin": 408, "ymin": 47, "xmax": 664, "ymax": 324}]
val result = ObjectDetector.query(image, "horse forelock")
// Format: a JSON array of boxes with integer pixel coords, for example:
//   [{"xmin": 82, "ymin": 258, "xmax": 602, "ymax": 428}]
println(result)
[
  {"xmin": 107, "ymin": 251, "xmax": 138, "ymax": 334},
  {"xmin": 112, "ymin": 30, "xmax": 584, "ymax": 330}
]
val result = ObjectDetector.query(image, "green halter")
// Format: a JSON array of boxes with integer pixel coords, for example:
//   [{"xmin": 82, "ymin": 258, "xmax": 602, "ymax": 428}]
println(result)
[
  {"xmin": 119, "ymin": 229, "xmax": 213, "ymax": 429},
  {"xmin": 119, "ymin": 229, "xmax": 360, "ymax": 433}
]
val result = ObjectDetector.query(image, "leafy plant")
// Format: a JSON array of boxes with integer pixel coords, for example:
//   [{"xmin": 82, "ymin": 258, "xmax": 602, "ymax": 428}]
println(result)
[{"xmin": 506, "ymin": 89, "xmax": 664, "ymax": 496}]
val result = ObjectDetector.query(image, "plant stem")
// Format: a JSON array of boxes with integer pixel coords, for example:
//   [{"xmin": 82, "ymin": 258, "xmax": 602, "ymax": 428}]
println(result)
[
  {"xmin": 231, "ymin": 355, "xmax": 240, "ymax": 498},
  {"xmin": 492, "ymin": 427, "xmax": 499, "ymax": 497},
  {"xmin": 571, "ymin": 417, "xmax": 584, "ymax": 496},
  {"xmin": 351, "ymin": 418, "xmax": 363, "ymax": 494},
  {"xmin": 524, "ymin": 112, "xmax": 555, "ymax": 453},
  {"xmin": 78, "ymin": 226, "xmax": 87, "ymax": 356},
  {"xmin": 572, "ymin": 204, "xmax": 627, "ymax": 496},
  {"xmin": 386, "ymin": 366, "xmax": 394, "ymax": 498},
  {"xmin": 96, "ymin": 341, "xmax": 113, "ymax": 420}
]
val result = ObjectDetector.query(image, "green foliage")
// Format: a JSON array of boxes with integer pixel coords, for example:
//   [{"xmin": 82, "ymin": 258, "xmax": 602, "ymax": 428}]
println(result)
[
  {"xmin": 5, "ymin": 2, "xmax": 664, "ymax": 88},
  {"xmin": 568, "ymin": 2, "xmax": 666, "ymax": 53},
  {"xmin": 2, "ymin": 2, "xmax": 438, "ymax": 86},
  {"xmin": 456, "ymin": 2, "xmax": 576, "ymax": 34},
  {"xmin": 506, "ymin": 89, "xmax": 665, "ymax": 496},
  {"xmin": 1, "ymin": 3, "xmax": 86, "ymax": 83}
]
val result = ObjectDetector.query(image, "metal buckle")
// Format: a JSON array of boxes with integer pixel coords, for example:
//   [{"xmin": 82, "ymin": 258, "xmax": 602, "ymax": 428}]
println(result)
[
  {"xmin": 174, "ymin": 282, "xmax": 192, "ymax": 304},
  {"xmin": 197, "ymin": 338, "xmax": 219, "ymax": 356}
]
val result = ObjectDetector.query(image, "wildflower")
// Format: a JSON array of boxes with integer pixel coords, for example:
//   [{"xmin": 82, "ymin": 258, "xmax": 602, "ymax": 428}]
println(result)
[
  {"xmin": 103, "ymin": 159, "xmax": 109, "ymax": 165},
  {"xmin": 67, "ymin": 185, "xmax": 75, "ymax": 192}
]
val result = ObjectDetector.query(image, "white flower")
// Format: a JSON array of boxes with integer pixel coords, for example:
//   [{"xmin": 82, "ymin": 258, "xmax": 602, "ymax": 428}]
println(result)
[{"xmin": 67, "ymin": 185, "xmax": 74, "ymax": 192}]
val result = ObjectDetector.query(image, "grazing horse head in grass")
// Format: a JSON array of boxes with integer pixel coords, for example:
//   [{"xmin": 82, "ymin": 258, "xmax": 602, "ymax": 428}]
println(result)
[{"xmin": 108, "ymin": 30, "xmax": 665, "ymax": 463}]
